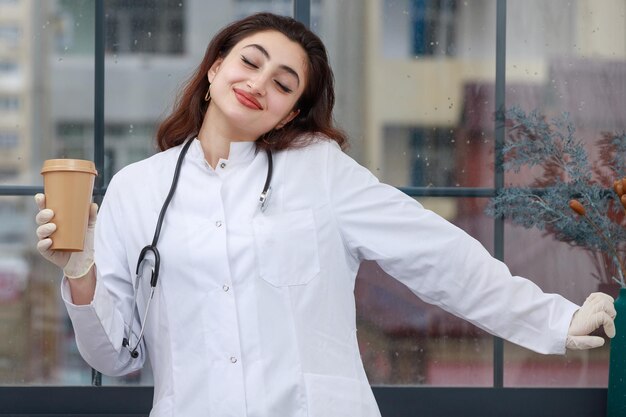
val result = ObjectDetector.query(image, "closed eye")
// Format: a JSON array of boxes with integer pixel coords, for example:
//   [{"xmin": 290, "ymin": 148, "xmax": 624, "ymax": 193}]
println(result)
[
  {"xmin": 274, "ymin": 80, "xmax": 293, "ymax": 93},
  {"xmin": 241, "ymin": 55, "xmax": 258, "ymax": 68}
]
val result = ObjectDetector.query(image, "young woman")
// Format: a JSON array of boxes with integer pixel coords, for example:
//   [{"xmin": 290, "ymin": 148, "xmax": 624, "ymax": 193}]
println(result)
[{"xmin": 34, "ymin": 12, "xmax": 615, "ymax": 417}]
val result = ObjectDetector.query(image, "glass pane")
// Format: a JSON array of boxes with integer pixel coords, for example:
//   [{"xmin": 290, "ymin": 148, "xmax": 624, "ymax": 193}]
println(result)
[
  {"xmin": 503, "ymin": 0, "xmax": 626, "ymax": 387},
  {"xmin": 329, "ymin": 0, "xmax": 496, "ymax": 188},
  {"xmin": 315, "ymin": 0, "xmax": 497, "ymax": 387},
  {"xmin": 356, "ymin": 197, "xmax": 494, "ymax": 386},
  {"xmin": 0, "ymin": 195, "xmax": 88, "ymax": 385},
  {"xmin": 503, "ymin": 224, "xmax": 610, "ymax": 387},
  {"xmin": 100, "ymin": 0, "xmax": 293, "ymax": 185},
  {"xmin": 49, "ymin": 0, "xmax": 96, "ymax": 161},
  {"xmin": 98, "ymin": 0, "xmax": 294, "ymax": 384},
  {"xmin": 0, "ymin": 0, "xmax": 95, "ymax": 385},
  {"xmin": 1, "ymin": 0, "xmax": 299, "ymax": 387},
  {"xmin": 0, "ymin": 0, "xmax": 94, "ymax": 187},
  {"xmin": 0, "ymin": 193, "xmax": 154, "ymax": 386}
]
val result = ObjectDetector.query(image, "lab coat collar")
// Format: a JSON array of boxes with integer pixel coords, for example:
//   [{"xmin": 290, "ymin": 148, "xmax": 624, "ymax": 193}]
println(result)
[{"xmin": 189, "ymin": 137, "xmax": 257, "ymax": 166}]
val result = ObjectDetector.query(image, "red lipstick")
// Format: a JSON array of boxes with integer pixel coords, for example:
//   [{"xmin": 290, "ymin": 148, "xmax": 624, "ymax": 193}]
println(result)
[{"xmin": 233, "ymin": 88, "xmax": 263, "ymax": 110}]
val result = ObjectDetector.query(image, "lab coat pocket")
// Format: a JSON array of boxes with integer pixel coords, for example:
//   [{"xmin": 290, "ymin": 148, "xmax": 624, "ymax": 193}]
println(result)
[{"xmin": 252, "ymin": 208, "xmax": 321, "ymax": 287}]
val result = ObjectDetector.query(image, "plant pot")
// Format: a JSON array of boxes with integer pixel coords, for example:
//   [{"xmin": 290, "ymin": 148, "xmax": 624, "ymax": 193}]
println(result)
[{"xmin": 607, "ymin": 287, "xmax": 626, "ymax": 416}]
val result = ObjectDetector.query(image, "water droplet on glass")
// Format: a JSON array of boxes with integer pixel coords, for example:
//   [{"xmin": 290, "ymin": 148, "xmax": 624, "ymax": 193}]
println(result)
[
  {"xmin": 147, "ymin": 31, "xmax": 152, "ymax": 38},
  {"xmin": 129, "ymin": 124, "xmax": 134, "ymax": 133}
]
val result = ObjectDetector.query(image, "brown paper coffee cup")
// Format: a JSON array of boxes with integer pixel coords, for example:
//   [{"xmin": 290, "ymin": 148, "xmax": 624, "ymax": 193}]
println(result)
[{"xmin": 41, "ymin": 159, "xmax": 98, "ymax": 252}]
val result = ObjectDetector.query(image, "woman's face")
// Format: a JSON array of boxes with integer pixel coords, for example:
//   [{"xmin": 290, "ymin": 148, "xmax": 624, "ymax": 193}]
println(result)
[{"xmin": 207, "ymin": 30, "xmax": 308, "ymax": 140}]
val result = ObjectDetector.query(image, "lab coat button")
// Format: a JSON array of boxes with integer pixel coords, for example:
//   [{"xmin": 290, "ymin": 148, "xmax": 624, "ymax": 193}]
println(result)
[
  {"xmin": 222, "ymin": 284, "xmax": 229, "ymax": 292},
  {"xmin": 230, "ymin": 356, "xmax": 237, "ymax": 363},
  {"xmin": 219, "ymin": 162, "xmax": 227, "ymax": 169},
  {"xmin": 215, "ymin": 221, "xmax": 222, "ymax": 227}
]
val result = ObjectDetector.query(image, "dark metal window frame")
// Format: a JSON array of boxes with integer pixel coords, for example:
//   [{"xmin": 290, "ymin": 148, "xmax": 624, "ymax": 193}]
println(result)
[{"xmin": 0, "ymin": 0, "xmax": 607, "ymax": 415}]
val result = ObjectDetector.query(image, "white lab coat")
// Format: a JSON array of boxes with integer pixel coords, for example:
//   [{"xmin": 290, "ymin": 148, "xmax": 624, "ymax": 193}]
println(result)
[{"xmin": 62, "ymin": 137, "xmax": 579, "ymax": 417}]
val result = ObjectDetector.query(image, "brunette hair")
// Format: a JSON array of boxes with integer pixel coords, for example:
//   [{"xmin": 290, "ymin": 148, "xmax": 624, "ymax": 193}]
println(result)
[{"xmin": 156, "ymin": 12, "xmax": 347, "ymax": 151}]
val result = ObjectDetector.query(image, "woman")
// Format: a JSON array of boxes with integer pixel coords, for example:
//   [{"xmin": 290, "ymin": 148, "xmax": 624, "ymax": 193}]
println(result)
[{"xmin": 34, "ymin": 12, "xmax": 615, "ymax": 417}]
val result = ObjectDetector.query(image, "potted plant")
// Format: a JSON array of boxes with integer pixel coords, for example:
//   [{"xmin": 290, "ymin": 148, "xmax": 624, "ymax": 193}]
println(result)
[{"xmin": 486, "ymin": 108, "xmax": 626, "ymax": 416}]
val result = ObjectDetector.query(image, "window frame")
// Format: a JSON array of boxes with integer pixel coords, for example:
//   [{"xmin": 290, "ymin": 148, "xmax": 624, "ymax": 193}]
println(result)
[{"xmin": 0, "ymin": 0, "xmax": 608, "ymax": 415}]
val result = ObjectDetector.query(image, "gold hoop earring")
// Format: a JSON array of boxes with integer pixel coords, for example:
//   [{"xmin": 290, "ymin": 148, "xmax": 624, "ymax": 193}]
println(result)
[{"xmin": 204, "ymin": 86, "xmax": 211, "ymax": 102}]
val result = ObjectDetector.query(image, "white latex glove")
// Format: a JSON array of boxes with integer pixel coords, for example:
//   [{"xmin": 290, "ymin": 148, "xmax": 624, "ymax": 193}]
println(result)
[
  {"xmin": 34, "ymin": 193, "xmax": 97, "ymax": 279},
  {"xmin": 566, "ymin": 292, "xmax": 617, "ymax": 350}
]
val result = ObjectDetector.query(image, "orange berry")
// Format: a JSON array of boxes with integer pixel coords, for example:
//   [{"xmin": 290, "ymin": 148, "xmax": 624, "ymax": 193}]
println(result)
[
  {"xmin": 569, "ymin": 199, "xmax": 586, "ymax": 216},
  {"xmin": 615, "ymin": 180, "xmax": 624, "ymax": 197}
]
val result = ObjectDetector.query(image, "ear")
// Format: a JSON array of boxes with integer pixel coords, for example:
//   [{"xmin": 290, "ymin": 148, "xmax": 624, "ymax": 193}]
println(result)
[
  {"xmin": 208, "ymin": 57, "xmax": 223, "ymax": 83},
  {"xmin": 276, "ymin": 109, "xmax": 300, "ymax": 129}
]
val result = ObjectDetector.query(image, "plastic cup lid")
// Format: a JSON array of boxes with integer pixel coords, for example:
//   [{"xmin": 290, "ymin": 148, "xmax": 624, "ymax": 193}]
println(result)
[{"xmin": 41, "ymin": 159, "xmax": 98, "ymax": 176}]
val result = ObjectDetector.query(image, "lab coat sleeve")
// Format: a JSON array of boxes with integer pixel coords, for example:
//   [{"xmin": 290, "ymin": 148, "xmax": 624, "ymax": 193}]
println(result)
[
  {"xmin": 324, "ymin": 142, "xmax": 579, "ymax": 354},
  {"xmin": 61, "ymin": 173, "xmax": 145, "ymax": 376}
]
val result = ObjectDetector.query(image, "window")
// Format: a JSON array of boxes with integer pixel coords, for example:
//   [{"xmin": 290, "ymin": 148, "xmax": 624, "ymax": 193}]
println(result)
[
  {"xmin": 409, "ymin": 127, "xmax": 456, "ymax": 187},
  {"xmin": 0, "ymin": 25, "xmax": 20, "ymax": 48},
  {"xmin": 104, "ymin": 0, "xmax": 186, "ymax": 55},
  {"xmin": 0, "ymin": 132, "xmax": 18, "ymax": 148},
  {"xmin": 0, "ymin": 61, "xmax": 18, "ymax": 73},
  {"xmin": 0, "ymin": 1, "xmax": 622, "ymax": 415},
  {"xmin": 0, "ymin": 96, "xmax": 19, "ymax": 111},
  {"xmin": 410, "ymin": 0, "xmax": 457, "ymax": 56},
  {"xmin": 382, "ymin": 0, "xmax": 458, "ymax": 58}
]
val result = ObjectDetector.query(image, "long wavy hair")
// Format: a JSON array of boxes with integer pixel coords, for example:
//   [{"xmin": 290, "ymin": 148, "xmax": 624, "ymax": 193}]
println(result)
[{"xmin": 156, "ymin": 12, "xmax": 347, "ymax": 152}]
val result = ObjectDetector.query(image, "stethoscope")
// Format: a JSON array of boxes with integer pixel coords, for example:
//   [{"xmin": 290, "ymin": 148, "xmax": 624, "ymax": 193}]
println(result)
[{"xmin": 122, "ymin": 137, "xmax": 273, "ymax": 358}]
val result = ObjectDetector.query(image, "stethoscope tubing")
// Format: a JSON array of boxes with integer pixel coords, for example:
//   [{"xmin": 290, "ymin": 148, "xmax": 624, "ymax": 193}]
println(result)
[{"xmin": 123, "ymin": 137, "xmax": 273, "ymax": 359}]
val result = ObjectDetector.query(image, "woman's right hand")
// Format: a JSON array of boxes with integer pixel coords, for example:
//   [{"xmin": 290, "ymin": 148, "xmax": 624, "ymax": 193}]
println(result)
[{"xmin": 34, "ymin": 193, "xmax": 97, "ymax": 279}]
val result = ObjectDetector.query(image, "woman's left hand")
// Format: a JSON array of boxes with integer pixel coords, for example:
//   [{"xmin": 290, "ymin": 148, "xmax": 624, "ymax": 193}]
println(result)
[{"xmin": 566, "ymin": 292, "xmax": 617, "ymax": 350}]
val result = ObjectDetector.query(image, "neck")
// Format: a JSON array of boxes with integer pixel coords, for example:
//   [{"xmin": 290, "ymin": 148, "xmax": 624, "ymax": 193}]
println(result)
[
  {"xmin": 197, "ymin": 127, "xmax": 230, "ymax": 169},
  {"xmin": 198, "ymin": 105, "xmax": 254, "ymax": 168}
]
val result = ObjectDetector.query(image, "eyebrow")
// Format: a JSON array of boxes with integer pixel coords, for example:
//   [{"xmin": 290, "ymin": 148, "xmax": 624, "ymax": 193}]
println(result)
[{"xmin": 243, "ymin": 43, "xmax": 301, "ymax": 86}]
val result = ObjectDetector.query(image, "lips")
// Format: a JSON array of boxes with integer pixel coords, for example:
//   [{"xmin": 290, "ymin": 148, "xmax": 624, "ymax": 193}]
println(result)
[{"xmin": 233, "ymin": 88, "xmax": 263, "ymax": 110}]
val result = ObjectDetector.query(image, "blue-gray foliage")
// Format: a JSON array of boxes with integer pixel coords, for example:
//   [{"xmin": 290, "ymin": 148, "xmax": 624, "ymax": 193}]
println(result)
[{"xmin": 486, "ymin": 108, "xmax": 626, "ymax": 283}]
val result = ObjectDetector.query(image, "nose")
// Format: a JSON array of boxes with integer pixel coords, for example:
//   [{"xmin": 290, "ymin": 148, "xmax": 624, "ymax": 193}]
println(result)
[{"xmin": 247, "ymin": 74, "xmax": 267, "ymax": 96}]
